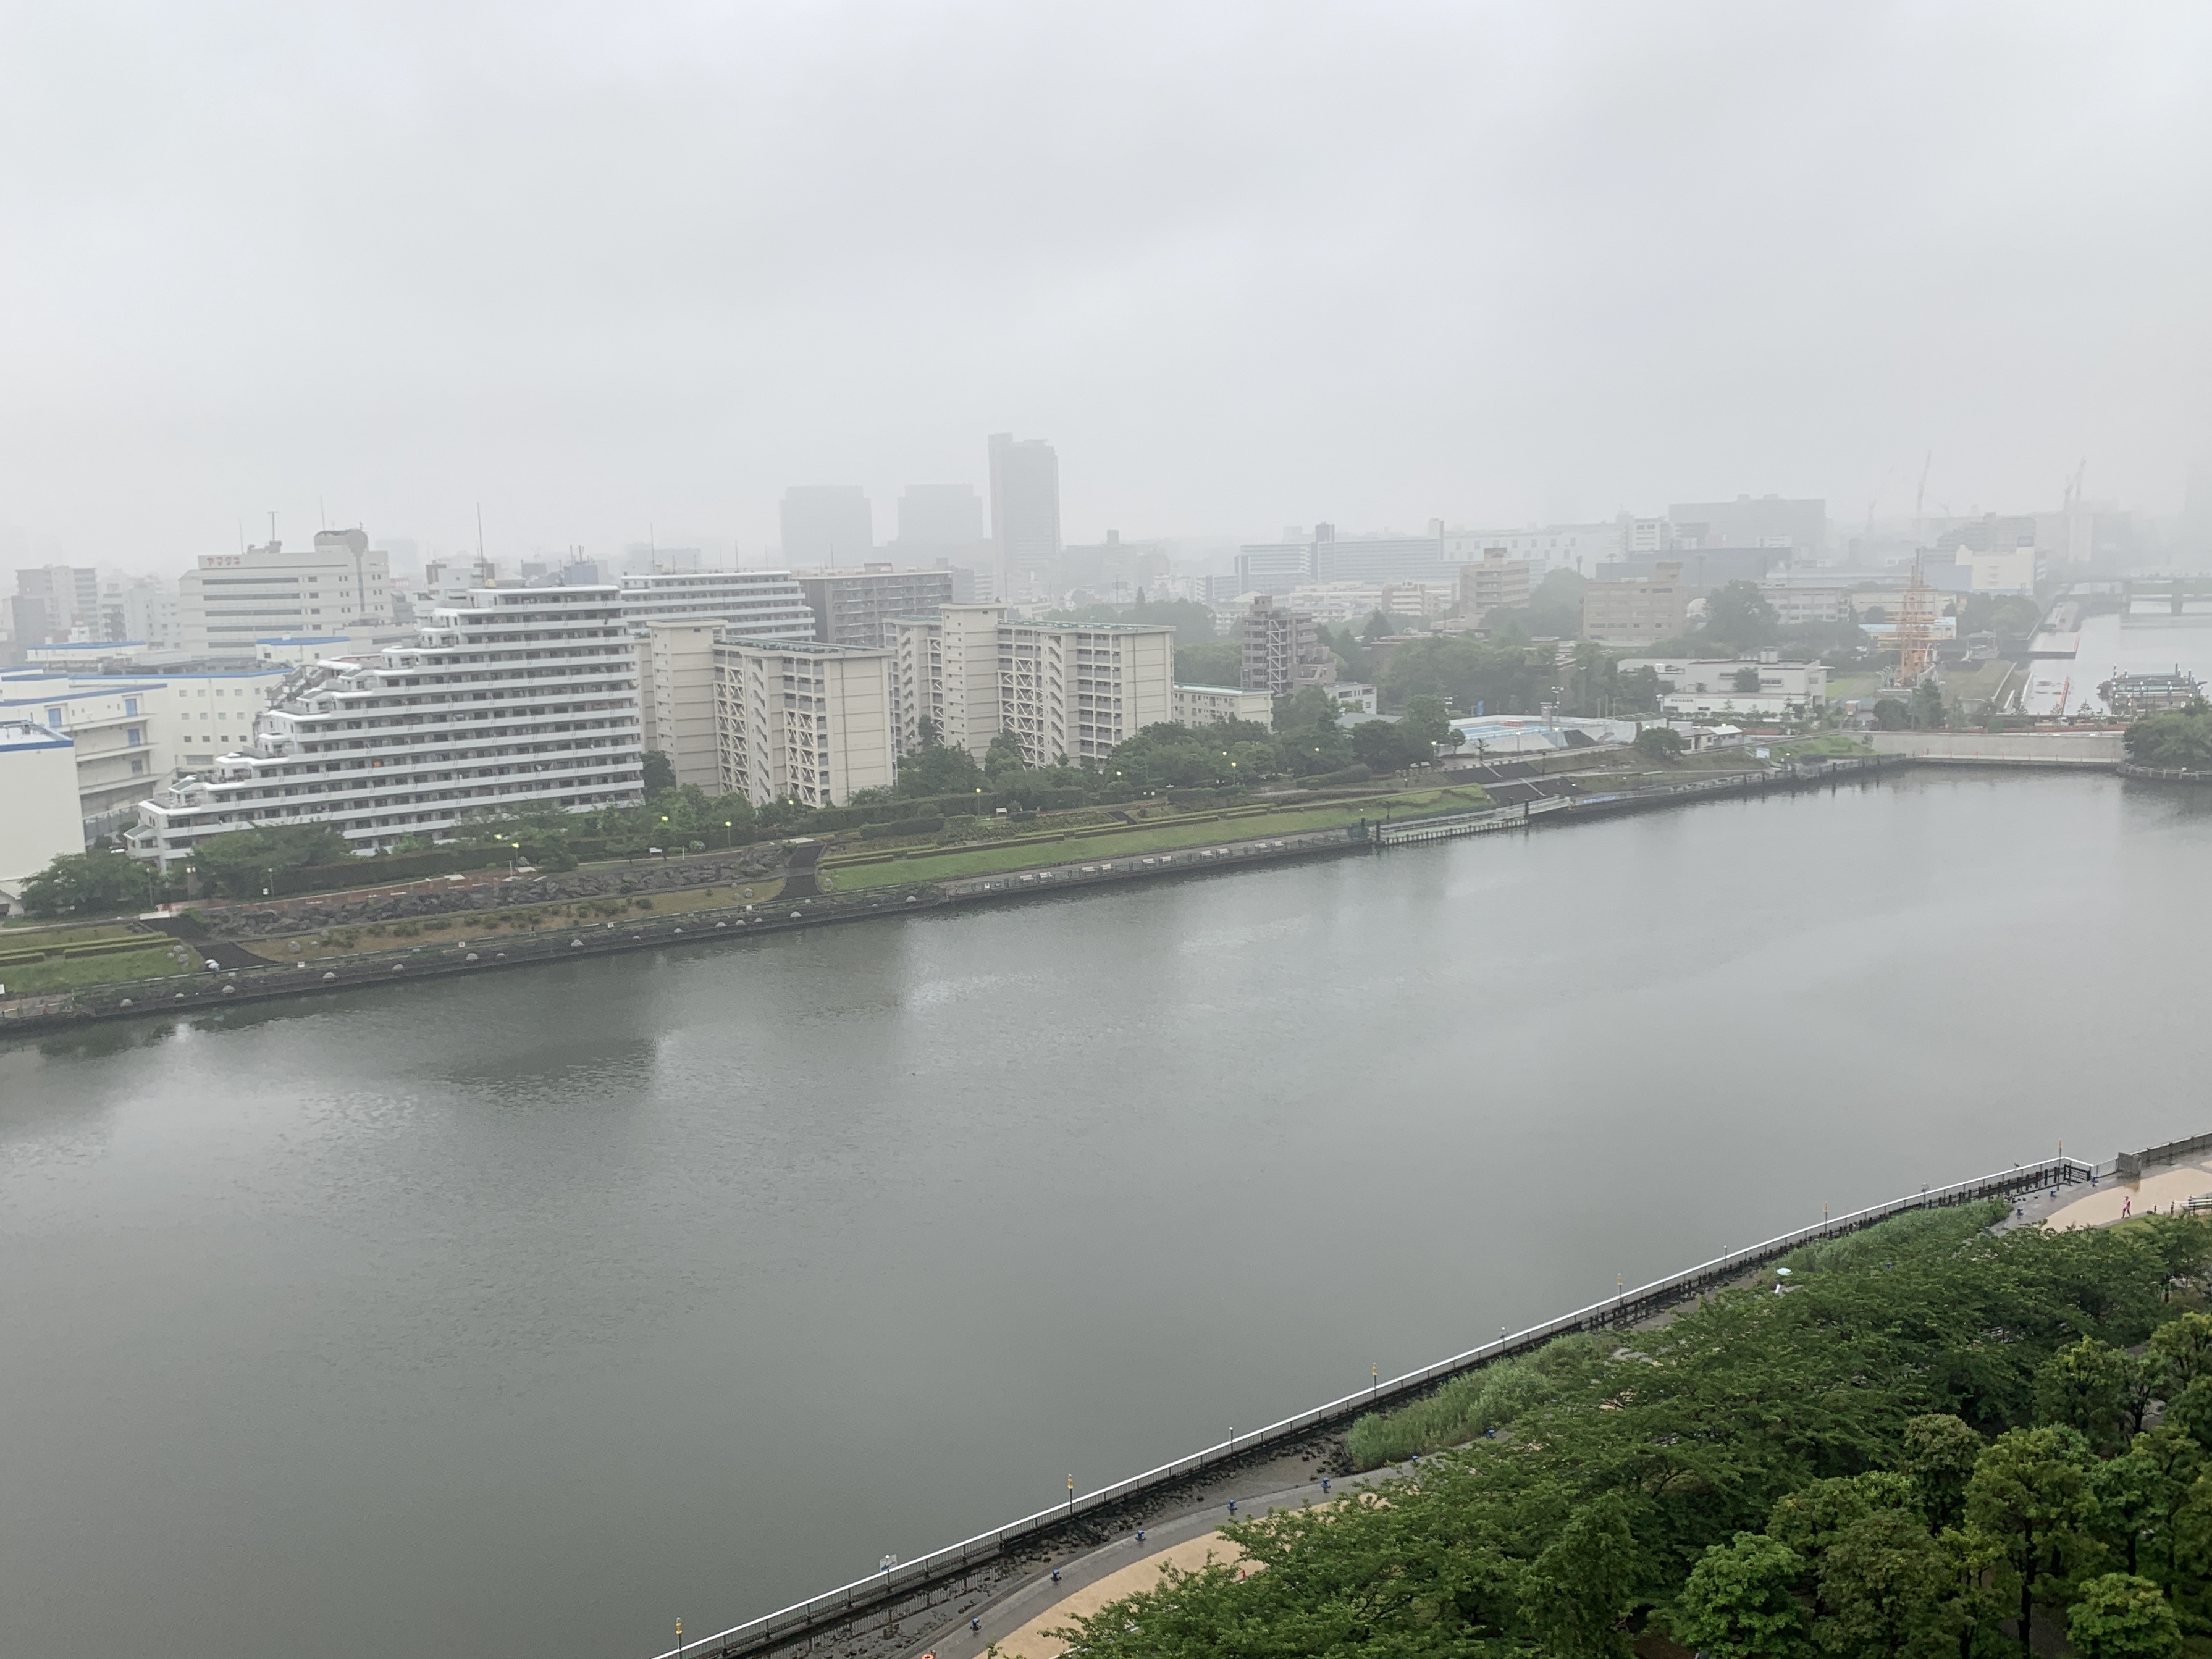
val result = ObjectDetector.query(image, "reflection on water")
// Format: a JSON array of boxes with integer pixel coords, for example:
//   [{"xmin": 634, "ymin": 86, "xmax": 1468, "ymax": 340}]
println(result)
[{"xmin": 3, "ymin": 772, "xmax": 2211, "ymax": 1659}]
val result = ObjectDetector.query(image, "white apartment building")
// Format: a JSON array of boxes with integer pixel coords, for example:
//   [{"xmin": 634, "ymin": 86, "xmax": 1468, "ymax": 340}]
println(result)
[
  {"xmin": 1446, "ymin": 523, "xmax": 1623, "ymax": 574},
  {"xmin": 638, "ymin": 620, "xmax": 726, "ymax": 791},
  {"xmin": 125, "ymin": 587, "xmax": 642, "ymax": 872},
  {"xmin": 888, "ymin": 605, "xmax": 1174, "ymax": 767},
  {"xmin": 180, "ymin": 530, "xmax": 393, "ymax": 653},
  {"xmin": 1171, "ymin": 684, "xmax": 1273, "ymax": 728},
  {"xmin": 615, "ymin": 570, "xmax": 818, "ymax": 637},
  {"xmin": 712, "ymin": 638, "xmax": 893, "ymax": 808}
]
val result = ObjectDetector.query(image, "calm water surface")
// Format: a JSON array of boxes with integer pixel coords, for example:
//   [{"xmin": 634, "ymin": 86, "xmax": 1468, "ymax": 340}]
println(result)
[{"xmin": 5, "ymin": 771, "xmax": 2211, "ymax": 1659}]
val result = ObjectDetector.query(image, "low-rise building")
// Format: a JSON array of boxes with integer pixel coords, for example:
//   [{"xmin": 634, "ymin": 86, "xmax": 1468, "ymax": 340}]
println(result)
[
  {"xmin": 1330, "ymin": 682, "xmax": 1380, "ymax": 716},
  {"xmin": 712, "ymin": 638, "xmax": 893, "ymax": 808},
  {"xmin": 1580, "ymin": 562, "xmax": 1687, "ymax": 645},
  {"xmin": 1171, "ymin": 684, "xmax": 1273, "ymax": 728},
  {"xmin": 1617, "ymin": 655, "xmax": 1828, "ymax": 707},
  {"xmin": 125, "ymin": 587, "xmax": 642, "ymax": 872},
  {"xmin": 1, "ymin": 720, "xmax": 82, "ymax": 893}
]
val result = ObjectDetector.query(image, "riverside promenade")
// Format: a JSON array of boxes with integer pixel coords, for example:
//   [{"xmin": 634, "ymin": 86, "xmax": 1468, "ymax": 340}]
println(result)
[{"xmin": 645, "ymin": 1147, "xmax": 2096, "ymax": 1659}]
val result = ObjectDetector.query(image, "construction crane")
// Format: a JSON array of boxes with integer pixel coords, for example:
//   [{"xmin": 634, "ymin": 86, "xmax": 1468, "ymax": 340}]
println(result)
[
  {"xmin": 1894, "ymin": 555, "xmax": 1942, "ymax": 686},
  {"xmin": 1914, "ymin": 452, "xmax": 1932, "ymax": 533}
]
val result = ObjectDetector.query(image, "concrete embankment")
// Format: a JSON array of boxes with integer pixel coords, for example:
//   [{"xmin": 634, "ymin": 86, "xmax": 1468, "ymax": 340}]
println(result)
[
  {"xmin": 1870, "ymin": 729, "xmax": 2124, "ymax": 767},
  {"xmin": 641, "ymin": 1152, "xmax": 2093, "ymax": 1659},
  {"xmin": 0, "ymin": 757, "xmax": 1898, "ymax": 1035}
]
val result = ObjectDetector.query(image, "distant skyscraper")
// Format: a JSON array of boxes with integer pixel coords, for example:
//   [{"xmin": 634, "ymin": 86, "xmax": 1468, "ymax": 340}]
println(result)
[
  {"xmin": 896, "ymin": 484, "xmax": 985, "ymax": 549},
  {"xmin": 781, "ymin": 487, "xmax": 874, "ymax": 566},
  {"xmin": 987, "ymin": 434, "xmax": 1061, "ymax": 591}
]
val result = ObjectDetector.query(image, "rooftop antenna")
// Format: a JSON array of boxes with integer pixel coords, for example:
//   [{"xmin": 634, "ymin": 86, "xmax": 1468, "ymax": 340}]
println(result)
[
  {"xmin": 319, "ymin": 495, "xmax": 327, "ymax": 532},
  {"xmin": 267, "ymin": 510, "xmax": 277, "ymax": 547},
  {"xmin": 476, "ymin": 503, "xmax": 485, "ymax": 565}
]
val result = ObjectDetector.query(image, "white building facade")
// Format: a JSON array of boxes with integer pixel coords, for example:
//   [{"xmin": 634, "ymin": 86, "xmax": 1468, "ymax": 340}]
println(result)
[
  {"xmin": 126, "ymin": 587, "xmax": 642, "ymax": 872},
  {"xmin": 0, "ymin": 721, "xmax": 83, "ymax": 889},
  {"xmin": 180, "ymin": 530, "xmax": 393, "ymax": 653},
  {"xmin": 712, "ymin": 638, "xmax": 894, "ymax": 808},
  {"xmin": 888, "ymin": 605, "xmax": 1174, "ymax": 766}
]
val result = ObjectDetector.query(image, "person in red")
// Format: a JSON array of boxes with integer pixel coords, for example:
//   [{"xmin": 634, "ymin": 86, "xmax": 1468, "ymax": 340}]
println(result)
[{"xmin": 2122, "ymin": 1195, "xmax": 2133, "ymax": 1219}]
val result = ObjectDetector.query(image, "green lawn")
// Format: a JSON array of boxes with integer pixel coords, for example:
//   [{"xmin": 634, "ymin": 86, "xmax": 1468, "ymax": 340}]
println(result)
[
  {"xmin": 820, "ymin": 786, "xmax": 1491, "ymax": 891},
  {"xmin": 1, "ymin": 946, "xmax": 191, "ymax": 995}
]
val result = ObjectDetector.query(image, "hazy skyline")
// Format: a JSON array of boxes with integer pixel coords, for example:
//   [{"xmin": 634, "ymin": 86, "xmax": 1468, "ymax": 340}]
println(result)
[{"xmin": 4, "ymin": 2, "xmax": 2208, "ymax": 574}]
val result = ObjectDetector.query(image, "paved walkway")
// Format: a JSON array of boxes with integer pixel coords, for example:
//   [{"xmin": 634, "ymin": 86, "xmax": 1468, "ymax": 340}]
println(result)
[
  {"xmin": 904, "ymin": 1466, "xmax": 1389, "ymax": 1659},
  {"xmin": 2046, "ymin": 1157, "xmax": 2212, "ymax": 1230}
]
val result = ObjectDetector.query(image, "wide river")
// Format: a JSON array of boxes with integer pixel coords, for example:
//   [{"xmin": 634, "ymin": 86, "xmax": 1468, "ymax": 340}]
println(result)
[{"xmin": 6, "ymin": 770, "xmax": 2211, "ymax": 1659}]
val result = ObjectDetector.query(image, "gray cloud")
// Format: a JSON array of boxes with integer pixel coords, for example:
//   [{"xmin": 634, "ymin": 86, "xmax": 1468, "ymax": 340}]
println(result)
[{"xmin": 2, "ymin": 1, "xmax": 2208, "ymax": 569}]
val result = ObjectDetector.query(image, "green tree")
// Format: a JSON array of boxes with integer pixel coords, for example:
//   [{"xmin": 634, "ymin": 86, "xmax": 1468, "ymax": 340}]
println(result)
[
  {"xmin": 1634, "ymin": 725, "xmax": 1686, "ymax": 762},
  {"xmin": 2067, "ymin": 1574, "xmax": 2181, "ymax": 1659},
  {"xmin": 1672, "ymin": 1532, "xmax": 1810, "ymax": 1659},
  {"xmin": 1518, "ymin": 1495, "xmax": 1638, "ymax": 1658},
  {"xmin": 641, "ymin": 750, "xmax": 677, "ymax": 793},
  {"xmin": 2121, "ymin": 704, "xmax": 2212, "ymax": 770},
  {"xmin": 1361, "ymin": 608, "xmax": 1392, "ymax": 642},
  {"xmin": 2148, "ymin": 1311, "xmax": 2212, "ymax": 1397},
  {"xmin": 1171, "ymin": 639, "xmax": 1243, "ymax": 686},
  {"xmin": 1965, "ymin": 1426, "xmax": 2099, "ymax": 1657},
  {"xmin": 191, "ymin": 823, "xmax": 353, "ymax": 896},
  {"xmin": 1873, "ymin": 698, "xmax": 1911, "ymax": 730},
  {"xmin": 2036, "ymin": 1337, "xmax": 2132, "ymax": 1451},
  {"xmin": 1400, "ymin": 695, "xmax": 1452, "ymax": 748},
  {"xmin": 1705, "ymin": 581, "xmax": 1780, "ymax": 651},
  {"xmin": 1815, "ymin": 1508, "xmax": 1954, "ymax": 1659},
  {"xmin": 1349, "ymin": 719, "xmax": 1415, "ymax": 771},
  {"xmin": 1733, "ymin": 666, "xmax": 1764, "ymax": 694},
  {"xmin": 1900, "ymin": 1414, "xmax": 1982, "ymax": 1533},
  {"xmin": 894, "ymin": 741, "xmax": 986, "ymax": 798},
  {"xmin": 983, "ymin": 732, "xmax": 1028, "ymax": 776},
  {"xmin": 1910, "ymin": 678, "xmax": 1945, "ymax": 730},
  {"xmin": 19, "ymin": 848, "xmax": 154, "ymax": 917}
]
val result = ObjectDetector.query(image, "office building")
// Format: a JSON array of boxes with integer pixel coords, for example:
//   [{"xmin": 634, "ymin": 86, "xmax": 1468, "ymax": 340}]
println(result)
[
  {"xmin": 614, "ymin": 569, "xmax": 817, "ymax": 637},
  {"xmin": 1758, "ymin": 584, "xmax": 1854, "ymax": 626},
  {"xmin": 1615, "ymin": 655, "xmax": 1828, "ymax": 710},
  {"xmin": 1232, "ymin": 540, "xmax": 1317, "ymax": 589},
  {"xmin": 125, "ymin": 587, "xmax": 642, "ymax": 872},
  {"xmin": 712, "ymin": 637, "xmax": 893, "ymax": 808},
  {"xmin": 180, "ymin": 529, "xmax": 393, "ymax": 654},
  {"xmin": 1580, "ymin": 563, "xmax": 1688, "ymax": 646},
  {"xmin": 1238, "ymin": 596, "xmax": 1338, "ymax": 697},
  {"xmin": 1171, "ymin": 683, "xmax": 1273, "ymax": 728},
  {"xmin": 1447, "ymin": 523, "xmax": 1622, "ymax": 573},
  {"xmin": 888, "ymin": 605, "xmax": 1174, "ymax": 766},
  {"xmin": 1458, "ymin": 551, "xmax": 1533, "ymax": 621},
  {"xmin": 988, "ymin": 434, "xmax": 1061, "ymax": 594},
  {"xmin": 794, "ymin": 566, "xmax": 956, "ymax": 649},
  {"xmin": 102, "ymin": 577, "xmax": 183, "ymax": 650},
  {"xmin": 780, "ymin": 487, "xmax": 873, "ymax": 567},
  {"xmin": 9, "ymin": 565, "xmax": 101, "ymax": 652},
  {"xmin": 637, "ymin": 620, "xmax": 728, "ymax": 791},
  {"xmin": 1667, "ymin": 496, "xmax": 1827, "ymax": 561},
  {"xmin": 1, "ymin": 720, "xmax": 83, "ymax": 891},
  {"xmin": 896, "ymin": 485, "xmax": 985, "ymax": 550}
]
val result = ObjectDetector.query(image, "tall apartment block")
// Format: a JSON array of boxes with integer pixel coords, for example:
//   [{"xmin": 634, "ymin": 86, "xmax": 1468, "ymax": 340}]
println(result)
[
  {"xmin": 794, "ymin": 565, "xmax": 956, "ymax": 649},
  {"xmin": 180, "ymin": 530, "xmax": 393, "ymax": 654},
  {"xmin": 1238, "ymin": 597, "xmax": 1337, "ymax": 697},
  {"xmin": 636, "ymin": 620, "xmax": 726, "ymax": 791},
  {"xmin": 780, "ymin": 486, "xmax": 875, "ymax": 567},
  {"xmin": 712, "ymin": 638, "xmax": 893, "ymax": 808},
  {"xmin": 888, "ymin": 605, "xmax": 1172, "ymax": 768},
  {"xmin": 9, "ymin": 565, "xmax": 102, "ymax": 650},
  {"xmin": 987, "ymin": 433, "xmax": 1061, "ymax": 595},
  {"xmin": 125, "ymin": 586, "xmax": 642, "ymax": 870}
]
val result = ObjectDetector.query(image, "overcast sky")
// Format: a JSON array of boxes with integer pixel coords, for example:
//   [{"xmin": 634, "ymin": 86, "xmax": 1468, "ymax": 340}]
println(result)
[{"xmin": 3, "ymin": 1, "xmax": 2208, "ymax": 573}]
